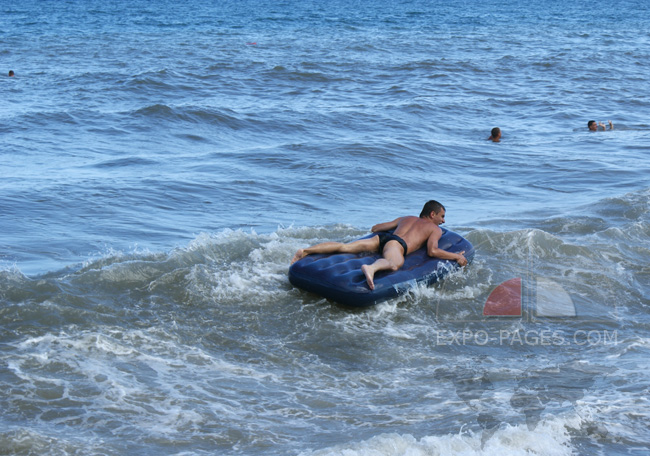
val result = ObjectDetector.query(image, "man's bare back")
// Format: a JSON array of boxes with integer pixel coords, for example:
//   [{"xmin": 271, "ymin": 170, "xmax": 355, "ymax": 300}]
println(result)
[{"xmin": 381, "ymin": 216, "xmax": 441, "ymax": 255}]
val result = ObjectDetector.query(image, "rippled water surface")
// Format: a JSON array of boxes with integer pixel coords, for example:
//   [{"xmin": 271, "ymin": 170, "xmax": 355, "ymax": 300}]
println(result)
[{"xmin": 2, "ymin": 0, "xmax": 650, "ymax": 455}]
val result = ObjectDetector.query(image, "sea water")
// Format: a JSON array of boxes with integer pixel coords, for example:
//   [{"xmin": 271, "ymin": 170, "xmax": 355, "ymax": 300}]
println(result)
[{"xmin": 1, "ymin": 0, "xmax": 649, "ymax": 454}]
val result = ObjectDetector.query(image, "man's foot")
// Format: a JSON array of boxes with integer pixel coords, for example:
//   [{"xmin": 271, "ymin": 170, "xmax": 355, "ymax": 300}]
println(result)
[
  {"xmin": 361, "ymin": 264, "xmax": 375, "ymax": 290},
  {"xmin": 291, "ymin": 249, "xmax": 307, "ymax": 264}
]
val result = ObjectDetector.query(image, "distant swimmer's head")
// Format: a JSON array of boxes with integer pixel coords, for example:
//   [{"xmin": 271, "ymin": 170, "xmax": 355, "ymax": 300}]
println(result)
[
  {"xmin": 488, "ymin": 127, "xmax": 501, "ymax": 142},
  {"xmin": 8, "ymin": 70, "xmax": 14, "ymax": 77},
  {"xmin": 420, "ymin": 200, "xmax": 446, "ymax": 224},
  {"xmin": 587, "ymin": 120, "xmax": 598, "ymax": 131}
]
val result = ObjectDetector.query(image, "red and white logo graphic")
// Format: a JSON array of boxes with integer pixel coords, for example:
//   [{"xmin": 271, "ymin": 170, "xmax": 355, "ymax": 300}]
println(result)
[{"xmin": 483, "ymin": 277, "xmax": 576, "ymax": 317}]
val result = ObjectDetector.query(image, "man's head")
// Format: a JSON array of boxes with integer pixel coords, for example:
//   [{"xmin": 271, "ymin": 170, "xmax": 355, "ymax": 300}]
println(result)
[
  {"xmin": 420, "ymin": 200, "xmax": 446, "ymax": 224},
  {"xmin": 588, "ymin": 120, "xmax": 598, "ymax": 131},
  {"xmin": 491, "ymin": 127, "xmax": 501, "ymax": 139}
]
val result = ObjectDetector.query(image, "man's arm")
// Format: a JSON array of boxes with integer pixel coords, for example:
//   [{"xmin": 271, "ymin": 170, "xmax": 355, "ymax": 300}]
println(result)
[
  {"xmin": 426, "ymin": 230, "xmax": 467, "ymax": 266},
  {"xmin": 371, "ymin": 217, "xmax": 402, "ymax": 233}
]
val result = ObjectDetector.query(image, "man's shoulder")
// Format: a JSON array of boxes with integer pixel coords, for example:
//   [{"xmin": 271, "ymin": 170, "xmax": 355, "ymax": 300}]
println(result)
[
  {"xmin": 396, "ymin": 215, "xmax": 419, "ymax": 227},
  {"xmin": 410, "ymin": 219, "xmax": 439, "ymax": 234},
  {"xmin": 425, "ymin": 223, "xmax": 442, "ymax": 237}
]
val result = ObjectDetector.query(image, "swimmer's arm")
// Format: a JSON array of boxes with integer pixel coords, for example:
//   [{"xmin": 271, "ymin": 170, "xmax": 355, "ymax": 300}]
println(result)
[
  {"xmin": 427, "ymin": 231, "xmax": 468, "ymax": 266},
  {"xmin": 371, "ymin": 217, "xmax": 402, "ymax": 233},
  {"xmin": 608, "ymin": 120, "xmax": 614, "ymax": 130}
]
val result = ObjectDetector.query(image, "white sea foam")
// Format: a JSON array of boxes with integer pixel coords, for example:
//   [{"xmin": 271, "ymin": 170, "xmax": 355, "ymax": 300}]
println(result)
[{"xmin": 300, "ymin": 414, "xmax": 579, "ymax": 456}]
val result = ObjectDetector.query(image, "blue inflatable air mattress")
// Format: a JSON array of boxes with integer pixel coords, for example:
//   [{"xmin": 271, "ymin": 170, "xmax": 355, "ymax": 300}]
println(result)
[{"xmin": 289, "ymin": 228, "xmax": 474, "ymax": 307}]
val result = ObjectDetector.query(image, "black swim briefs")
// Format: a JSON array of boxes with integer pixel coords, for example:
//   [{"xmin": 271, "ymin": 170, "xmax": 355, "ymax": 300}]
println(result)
[{"xmin": 376, "ymin": 232, "xmax": 408, "ymax": 255}]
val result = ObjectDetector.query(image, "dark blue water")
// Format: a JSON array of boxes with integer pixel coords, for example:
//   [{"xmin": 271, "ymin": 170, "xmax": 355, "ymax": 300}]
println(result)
[{"xmin": 2, "ymin": 1, "xmax": 650, "ymax": 454}]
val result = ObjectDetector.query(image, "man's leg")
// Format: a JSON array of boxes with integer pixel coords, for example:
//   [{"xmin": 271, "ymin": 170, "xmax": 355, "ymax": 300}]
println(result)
[
  {"xmin": 361, "ymin": 241, "xmax": 405, "ymax": 290},
  {"xmin": 292, "ymin": 236, "xmax": 380, "ymax": 264}
]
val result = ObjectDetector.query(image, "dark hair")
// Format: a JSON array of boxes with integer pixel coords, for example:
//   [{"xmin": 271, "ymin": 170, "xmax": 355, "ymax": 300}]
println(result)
[
  {"xmin": 420, "ymin": 200, "xmax": 445, "ymax": 218},
  {"xmin": 491, "ymin": 127, "xmax": 500, "ymax": 137},
  {"xmin": 587, "ymin": 120, "xmax": 596, "ymax": 128}
]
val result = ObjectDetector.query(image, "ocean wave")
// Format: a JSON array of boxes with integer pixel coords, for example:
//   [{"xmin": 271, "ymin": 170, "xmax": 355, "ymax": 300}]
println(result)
[
  {"xmin": 0, "ymin": 196, "xmax": 645, "ymax": 455},
  {"xmin": 0, "ymin": 212, "xmax": 642, "ymax": 312},
  {"xmin": 131, "ymin": 103, "xmax": 251, "ymax": 129},
  {"xmin": 90, "ymin": 157, "xmax": 160, "ymax": 169},
  {"xmin": 300, "ymin": 414, "xmax": 580, "ymax": 456}
]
